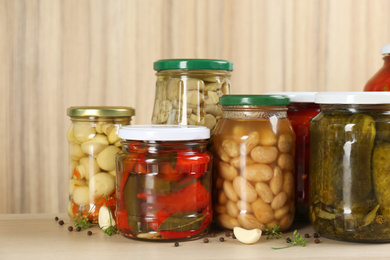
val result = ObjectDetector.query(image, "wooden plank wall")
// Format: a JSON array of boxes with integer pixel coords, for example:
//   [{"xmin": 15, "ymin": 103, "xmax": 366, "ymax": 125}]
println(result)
[{"xmin": 1, "ymin": 0, "xmax": 390, "ymax": 214}]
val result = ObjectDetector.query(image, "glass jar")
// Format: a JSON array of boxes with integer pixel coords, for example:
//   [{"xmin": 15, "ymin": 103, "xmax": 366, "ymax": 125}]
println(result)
[
  {"xmin": 116, "ymin": 125, "xmax": 212, "ymax": 241},
  {"xmin": 151, "ymin": 59, "xmax": 233, "ymax": 134},
  {"xmin": 67, "ymin": 106, "xmax": 135, "ymax": 223},
  {"xmin": 213, "ymin": 95, "xmax": 296, "ymax": 232},
  {"xmin": 267, "ymin": 92, "xmax": 320, "ymax": 221},
  {"xmin": 309, "ymin": 92, "xmax": 390, "ymax": 242},
  {"xmin": 364, "ymin": 44, "xmax": 390, "ymax": 91}
]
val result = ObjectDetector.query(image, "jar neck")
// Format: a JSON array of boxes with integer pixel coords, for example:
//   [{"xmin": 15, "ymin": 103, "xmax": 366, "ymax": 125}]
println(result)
[
  {"xmin": 156, "ymin": 69, "xmax": 231, "ymax": 78},
  {"xmin": 383, "ymin": 55, "xmax": 390, "ymax": 64},
  {"xmin": 320, "ymin": 104, "xmax": 390, "ymax": 113},
  {"xmin": 221, "ymin": 105, "xmax": 288, "ymax": 119},
  {"xmin": 70, "ymin": 116, "xmax": 131, "ymax": 123},
  {"xmin": 122, "ymin": 140, "xmax": 209, "ymax": 153}
]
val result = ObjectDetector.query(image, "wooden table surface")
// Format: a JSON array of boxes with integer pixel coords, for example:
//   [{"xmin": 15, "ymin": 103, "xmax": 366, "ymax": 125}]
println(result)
[{"xmin": 1, "ymin": 214, "xmax": 390, "ymax": 260}]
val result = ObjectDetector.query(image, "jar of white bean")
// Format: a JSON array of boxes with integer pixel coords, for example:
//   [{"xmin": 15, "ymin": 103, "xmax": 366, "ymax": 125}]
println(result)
[
  {"xmin": 67, "ymin": 106, "xmax": 135, "ymax": 223},
  {"xmin": 213, "ymin": 95, "xmax": 295, "ymax": 231},
  {"xmin": 151, "ymin": 59, "xmax": 233, "ymax": 134}
]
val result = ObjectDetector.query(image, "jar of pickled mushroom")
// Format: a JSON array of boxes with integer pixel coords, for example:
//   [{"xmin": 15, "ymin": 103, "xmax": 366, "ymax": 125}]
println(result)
[
  {"xmin": 364, "ymin": 44, "xmax": 390, "ymax": 91},
  {"xmin": 116, "ymin": 125, "xmax": 212, "ymax": 241},
  {"xmin": 151, "ymin": 59, "xmax": 233, "ymax": 134},
  {"xmin": 310, "ymin": 92, "xmax": 390, "ymax": 242},
  {"xmin": 67, "ymin": 106, "xmax": 135, "ymax": 223},
  {"xmin": 213, "ymin": 95, "xmax": 295, "ymax": 232}
]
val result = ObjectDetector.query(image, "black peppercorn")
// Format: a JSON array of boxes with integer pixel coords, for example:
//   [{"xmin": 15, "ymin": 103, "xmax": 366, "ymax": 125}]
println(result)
[
  {"xmin": 87, "ymin": 231, "xmax": 92, "ymax": 236},
  {"xmin": 210, "ymin": 233, "xmax": 216, "ymax": 238},
  {"xmin": 68, "ymin": 226, "xmax": 73, "ymax": 232},
  {"xmin": 314, "ymin": 238, "xmax": 320, "ymax": 244},
  {"xmin": 232, "ymin": 234, "xmax": 236, "ymax": 239},
  {"xmin": 58, "ymin": 220, "xmax": 64, "ymax": 225},
  {"xmin": 219, "ymin": 237, "xmax": 225, "ymax": 242},
  {"xmin": 203, "ymin": 238, "xmax": 209, "ymax": 243},
  {"xmin": 304, "ymin": 233, "xmax": 310, "ymax": 238},
  {"xmin": 174, "ymin": 242, "xmax": 179, "ymax": 247},
  {"xmin": 76, "ymin": 227, "xmax": 81, "ymax": 232},
  {"xmin": 313, "ymin": 233, "xmax": 320, "ymax": 238},
  {"xmin": 55, "ymin": 217, "xmax": 59, "ymax": 221},
  {"xmin": 225, "ymin": 232, "xmax": 231, "ymax": 237}
]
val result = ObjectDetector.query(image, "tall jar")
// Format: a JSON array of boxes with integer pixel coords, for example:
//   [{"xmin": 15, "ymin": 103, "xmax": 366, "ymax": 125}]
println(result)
[
  {"xmin": 213, "ymin": 95, "xmax": 296, "ymax": 232},
  {"xmin": 151, "ymin": 59, "xmax": 233, "ymax": 134},
  {"xmin": 267, "ymin": 92, "xmax": 320, "ymax": 221},
  {"xmin": 309, "ymin": 92, "xmax": 390, "ymax": 242},
  {"xmin": 67, "ymin": 106, "xmax": 135, "ymax": 223},
  {"xmin": 364, "ymin": 44, "xmax": 390, "ymax": 91},
  {"xmin": 116, "ymin": 125, "xmax": 213, "ymax": 241}
]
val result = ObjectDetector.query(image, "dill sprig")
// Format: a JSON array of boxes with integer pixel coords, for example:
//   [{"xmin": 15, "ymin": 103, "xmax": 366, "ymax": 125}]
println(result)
[{"xmin": 264, "ymin": 223, "xmax": 306, "ymax": 249}]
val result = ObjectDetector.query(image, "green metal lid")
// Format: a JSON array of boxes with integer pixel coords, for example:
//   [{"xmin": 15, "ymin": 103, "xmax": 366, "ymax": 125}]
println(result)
[
  {"xmin": 67, "ymin": 106, "xmax": 135, "ymax": 117},
  {"xmin": 154, "ymin": 59, "xmax": 234, "ymax": 71},
  {"xmin": 219, "ymin": 95, "xmax": 290, "ymax": 106}
]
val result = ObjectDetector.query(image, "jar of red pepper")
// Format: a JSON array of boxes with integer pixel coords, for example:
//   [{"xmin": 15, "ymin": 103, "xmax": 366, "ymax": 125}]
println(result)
[
  {"xmin": 364, "ymin": 44, "xmax": 390, "ymax": 91},
  {"xmin": 116, "ymin": 125, "xmax": 213, "ymax": 241}
]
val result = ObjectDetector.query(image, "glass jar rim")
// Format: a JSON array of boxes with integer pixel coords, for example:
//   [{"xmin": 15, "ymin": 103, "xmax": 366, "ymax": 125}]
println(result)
[{"xmin": 118, "ymin": 125, "xmax": 210, "ymax": 141}]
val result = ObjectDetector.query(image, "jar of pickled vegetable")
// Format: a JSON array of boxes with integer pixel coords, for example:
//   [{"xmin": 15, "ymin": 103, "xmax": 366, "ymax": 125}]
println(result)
[
  {"xmin": 67, "ymin": 106, "xmax": 135, "ymax": 223},
  {"xmin": 310, "ymin": 92, "xmax": 390, "ymax": 242},
  {"xmin": 151, "ymin": 59, "xmax": 233, "ymax": 134},
  {"xmin": 364, "ymin": 44, "xmax": 390, "ymax": 91},
  {"xmin": 116, "ymin": 125, "xmax": 212, "ymax": 241},
  {"xmin": 213, "ymin": 95, "xmax": 296, "ymax": 232}
]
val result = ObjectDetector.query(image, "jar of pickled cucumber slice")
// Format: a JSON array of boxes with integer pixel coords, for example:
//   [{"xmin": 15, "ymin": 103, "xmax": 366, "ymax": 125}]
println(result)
[
  {"xmin": 151, "ymin": 59, "xmax": 233, "ymax": 135},
  {"xmin": 67, "ymin": 106, "xmax": 135, "ymax": 223},
  {"xmin": 310, "ymin": 92, "xmax": 390, "ymax": 242}
]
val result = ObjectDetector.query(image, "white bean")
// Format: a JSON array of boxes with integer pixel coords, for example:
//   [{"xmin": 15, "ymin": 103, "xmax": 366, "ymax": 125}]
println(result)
[{"xmin": 233, "ymin": 176, "xmax": 257, "ymax": 203}]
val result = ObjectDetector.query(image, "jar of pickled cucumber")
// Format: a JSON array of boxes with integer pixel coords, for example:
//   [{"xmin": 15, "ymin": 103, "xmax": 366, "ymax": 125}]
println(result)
[
  {"xmin": 116, "ymin": 125, "xmax": 212, "ymax": 241},
  {"xmin": 67, "ymin": 106, "xmax": 135, "ymax": 223},
  {"xmin": 151, "ymin": 59, "xmax": 233, "ymax": 134},
  {"xmin": 213, "ymin": 95, "xmax": 296, "ymax": 232},
  {"xmin": 309, "ymin": 92, "xmax": 390, "ymax": 242}
]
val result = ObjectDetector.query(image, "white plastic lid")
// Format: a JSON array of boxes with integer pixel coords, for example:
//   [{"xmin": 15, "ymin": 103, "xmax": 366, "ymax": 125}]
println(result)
[
  {"xmin": 315, "ymin": 92, "xmax": 390, "ymax": 104},
  {"xmin": 118, "ymin": 125, "xmax": 210, "ymax": 141},
  {"xmin": 266, "ymin": 92, "xmax": 317, "ymax": 103},
  {"xmin": 381, "ymin": 44, "xmax": 390, "ymax": 55}
]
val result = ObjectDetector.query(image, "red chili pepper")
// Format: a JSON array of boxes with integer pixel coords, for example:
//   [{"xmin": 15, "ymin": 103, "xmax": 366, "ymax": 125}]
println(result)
[
  {"xmin": 148, "ymin": 209, "xmax": 170, "ymax": 231},
  {"xmin": 156, "ymin": 181, "xmax": 210, "ymax": 214},
  {"xmin": 160, "ymin": 163, "xmax": 184, "ymax": 182},
  {"xmin": 175, "ymin": 152, "xmax": 210, "ymax": 183}
]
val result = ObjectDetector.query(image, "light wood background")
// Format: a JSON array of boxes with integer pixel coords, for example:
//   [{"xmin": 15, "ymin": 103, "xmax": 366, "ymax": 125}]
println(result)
[{"xmin": 1, "ymin": 0, "xmax": 390, "ymax": 214}]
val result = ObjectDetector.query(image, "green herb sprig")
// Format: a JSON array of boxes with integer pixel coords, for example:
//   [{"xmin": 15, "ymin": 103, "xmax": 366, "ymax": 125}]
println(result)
[
  {"xmin": 74, "ymin": 194, "xmax": 104, "ymax": 230},
  {"xmin": 264, "ymin": 223, "xmax": 306, "ymax": 249}
]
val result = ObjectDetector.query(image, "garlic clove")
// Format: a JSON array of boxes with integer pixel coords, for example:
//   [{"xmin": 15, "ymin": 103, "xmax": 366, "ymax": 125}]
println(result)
[
  {"xmin": 233, "ymin": 227, "xmax": 262, "ymax": 244},
  {"xmin": 98, "ymin": 205, "xmax": 116, "ymax": 230}
]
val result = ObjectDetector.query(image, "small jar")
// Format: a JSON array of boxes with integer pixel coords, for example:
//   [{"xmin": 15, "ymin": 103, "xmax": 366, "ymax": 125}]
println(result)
[
  {"xmin": 67, "ymin": 106, "xmax": 135, "ymax": 223},
  {"xmin": 310, "ymin": 92, "xmax": 390, "ymax": 242},
  {"xmin": 213, "ymin": 95, "xmax": 296, "ymax": 232},
  {"xmin": 151, "ymin": 59, "xmax": 233, "ymax": 134},
  {"xmin": 116, "ymin": 125, "xmax": 212, "ymax": 241},
  {"xmin": 364, "ymin": 44, "xmax": 390, "ymax": 91}
]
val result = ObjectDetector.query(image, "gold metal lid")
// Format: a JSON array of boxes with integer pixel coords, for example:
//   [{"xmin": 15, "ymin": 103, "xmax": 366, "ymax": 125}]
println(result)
[{"xmin": 67, "ymin": 106, "xmax": 135, "ymax": 117}]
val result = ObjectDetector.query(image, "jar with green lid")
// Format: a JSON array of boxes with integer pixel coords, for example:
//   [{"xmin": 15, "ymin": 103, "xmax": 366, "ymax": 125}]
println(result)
[
  {"xmin": 67, "ymin": 106, "xmax": 135, "ymax": 223},
  {"xmin": 151, "ymin": 59, "xmax": 233, "ymax": 134},
  {"xmin": 309, "ymin": 92, "xmax": 390, "ymax": 242},
  {"xmin": 212, "ymin": 95, "xmax": 296, "ymax": 231}
]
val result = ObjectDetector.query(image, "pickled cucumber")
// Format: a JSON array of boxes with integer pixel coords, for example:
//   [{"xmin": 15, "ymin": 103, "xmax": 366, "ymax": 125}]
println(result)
[
  {"xmin": 372, "ymin": 141, "xmax": 390, "ymax": 215},
  {"xmin": 345, "ymin": 114, "xmax": 375, "ymax": 203}
]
